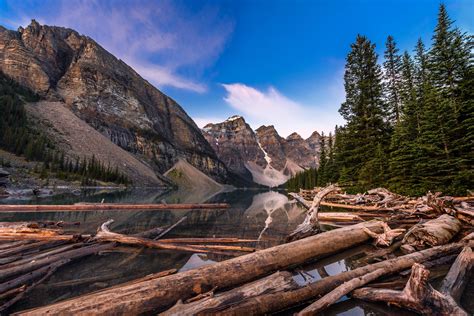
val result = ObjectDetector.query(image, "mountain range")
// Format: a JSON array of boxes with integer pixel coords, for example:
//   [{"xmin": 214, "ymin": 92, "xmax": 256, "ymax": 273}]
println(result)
[
  {"xmin": 0, "ymin": 20, "xmax": 323, "ymax": 188},
  {"xmin": 202, "ymin": 116, "xmax": 323, "ymax": 187}
]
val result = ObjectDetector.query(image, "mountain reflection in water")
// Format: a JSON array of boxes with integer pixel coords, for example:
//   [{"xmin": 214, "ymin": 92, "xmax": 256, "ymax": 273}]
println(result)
[{"xmin": 0, "ymin": 189, "xmax": 416, "ymax": 315}]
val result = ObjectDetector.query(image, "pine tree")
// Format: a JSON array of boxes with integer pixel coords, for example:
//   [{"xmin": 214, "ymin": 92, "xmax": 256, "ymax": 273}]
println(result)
[
  {"xmin": 383, "ymin": 35, "xmax": 403, "ymax": 124},
  {"xmin": 336, "ymin": 35, "xmax": 390, "ymax": 191},
  {"xmin": 389, "ymin": 52, "xmax": 423, "ymax": 194}
]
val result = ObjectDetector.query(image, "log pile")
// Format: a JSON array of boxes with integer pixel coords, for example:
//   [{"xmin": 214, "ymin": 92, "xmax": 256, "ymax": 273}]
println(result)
[
  {"xmin": 1, "ymin": 185, "xmax": 473, "ymax": 315},
  {"xmin": 0, "ymin": 219, "xmax": 256, "ymax": 313}
]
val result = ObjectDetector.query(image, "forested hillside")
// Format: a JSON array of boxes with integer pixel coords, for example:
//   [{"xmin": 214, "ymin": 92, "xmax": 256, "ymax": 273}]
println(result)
[
  {"xmin": 0, "ymin": 72, "xmax": 129, "ymax": 185},
  {"xmin": 287, "ymin": 4, "xmax": 473, "ymax": 196}
]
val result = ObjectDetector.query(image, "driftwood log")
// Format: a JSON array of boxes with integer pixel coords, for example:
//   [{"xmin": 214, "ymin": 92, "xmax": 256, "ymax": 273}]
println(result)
[
  {"xmin": 161, "ymin": 271, "xmax": 297, "ymax": 316},
  {"xmin": 0, "ymin": 203, "xmax": 229, "ymax": 213},
  {"xmin": 94, "ymin": 220, "xmax": 254, "ymax": 255},
  {"xmin": 287, "ymin": 185, "xmax": 340, "ymax": 241},
  {"xmin": 17, "ymin": 221, "xmax": 384, "ymax": 315},
  {"xmin": 402, "ymin": 214, "xmax": 462, "ymax": 251},
  {"xmin": 353, "ymin": 247, "xmax": 473, "ymax": 315},
  {"xmin": 213, "ymin": 239, "xmax": 472, "ymax": 315},
  {"xmin": 363, "ymin": 222, "xmax": 405, "ymax": 246}
]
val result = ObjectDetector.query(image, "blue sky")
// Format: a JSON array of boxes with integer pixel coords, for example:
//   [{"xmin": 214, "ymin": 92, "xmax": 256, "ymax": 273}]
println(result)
[{"xmin": 1, "ymin": 0, "xmax": 473, "ymax": 137}]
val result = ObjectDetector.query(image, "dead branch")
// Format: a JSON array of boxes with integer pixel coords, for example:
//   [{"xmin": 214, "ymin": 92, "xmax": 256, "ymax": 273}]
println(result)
[{"xmin": 287, "ymin": 185, "xmax": 341, "ymax": 241}]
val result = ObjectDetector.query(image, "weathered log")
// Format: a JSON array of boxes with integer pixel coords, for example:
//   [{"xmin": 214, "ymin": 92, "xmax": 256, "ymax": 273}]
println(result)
[
  {"xmin": 354, "ymin": 241, "xmax": 402, "ymax": 265},
  {"xmin": 0, "ymin": 240, "xmax": 70, "ymax": 258},
  {"xmin": 0, "ymin": 259, "xmax": 67, "ymax": 313},
  {"xmin": 363, "ymin": 222, "xmax": 405, "ymax": 246},
  {"xmin": 16, "ymin": 221, "xmax": 384, "ymax": 315},
  {"xmin": 287, "ymin": 185, "xmax": 341, "ymax": 241},
  {"xmin": 297, "ymin": 268, "xmax": 388, "ymax": 315},
  {"xmin": 352, "ymin": 261, "xmax": 470, "ymax": 315},
  {"xmin": 402, "ymin": 214, "xmax": 462, "ymax": 250},
  {"xmin": 439, "ymin": 246, "xmax": 473, "ymax": 302},
  {"xmin": 0, "ymin": 243, "xmax": 82, "ymax": 269},
  {"xmin": 0, "ymin": 203, "xmax": 229, "ymax": 213},
  {"xmin": 0, "ymin": 243, "xmax": 113, "ymax": 282},
  {"xmin": 0, "ymin": 241, "xmax": 32, "ymax": 250},
  {"xmin": 0, "ymin": 259, "xmax": 70, "ymax": 295},
  {"xmin": 367, "ymin": 187, "xmax": 399, "ymax": 205},
  {"xmin": 215, "ymin": 240, "xmax": 472, "ymax": 315},
  {"xmin": 297, "ymin": 247, "xmax": 472, "ymax": 315},
  {"xmin": 455, "ymin": 208, "xmax": 474, "ymax": 225},
  {"xmin": 157, "ymin": 238, "xmax": 258, "ymax": 244},
  {"xmin": 288, "ymin": 193, "xmax": 363, "ymax": 221},
  {"xmin": 94, "ymin": 220, "xmax": 252, "ymax": 255},
  {"xmin": 160, "ymin": 271, "xmax": 297, "ymax": 316}
]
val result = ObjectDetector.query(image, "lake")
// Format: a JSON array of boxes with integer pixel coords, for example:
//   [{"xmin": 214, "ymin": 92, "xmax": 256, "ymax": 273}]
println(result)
[{"xmin": 0, "ymin": 188, "xmax": 428, "ymax": 315}]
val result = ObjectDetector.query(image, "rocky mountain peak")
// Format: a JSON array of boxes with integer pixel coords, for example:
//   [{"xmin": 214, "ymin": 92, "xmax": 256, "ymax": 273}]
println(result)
[
  {"xmin": 286, "ymin": 132, "xmax": 304, "ymax": 141},
  {"xmin": 0, "ymin": 20, "xmax": 229, "ymax": 185},
  {"xmin": 200, "ymin": 116, "xmax": 323, "ymax": 186}
]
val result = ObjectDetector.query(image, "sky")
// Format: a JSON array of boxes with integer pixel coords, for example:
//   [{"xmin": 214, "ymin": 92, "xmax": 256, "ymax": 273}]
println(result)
[{"xmin": 0, "ymin": 0, "xmax": 473, "ymax": 137}]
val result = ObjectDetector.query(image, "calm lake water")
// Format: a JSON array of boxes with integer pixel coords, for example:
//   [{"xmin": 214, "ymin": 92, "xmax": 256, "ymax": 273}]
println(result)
[{"xmin": 1, "ymin": 188, "xmax": 468, "ymax": 315}]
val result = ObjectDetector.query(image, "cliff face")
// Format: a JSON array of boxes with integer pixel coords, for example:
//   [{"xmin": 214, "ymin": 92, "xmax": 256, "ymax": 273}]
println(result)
[
  {"xmin": 202, "ymin": 116, "xmax": 322, "ymax": 187},
  {"xmin": 202, "ymin": 116, "xmax": 266, "ymax": 181},
  {"xmin": 0, "ymin": 20, "xmax": 229, "ymax": 184}
]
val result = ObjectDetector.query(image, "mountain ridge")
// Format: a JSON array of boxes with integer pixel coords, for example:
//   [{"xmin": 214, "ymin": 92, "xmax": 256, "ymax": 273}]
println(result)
[
  {"xmin": 202, "ymin": 115, "xmax": 323, "ymax": 187},
  {"xmin": 0, "ymin": 20, "xmax": 230, "ymax": 186}
]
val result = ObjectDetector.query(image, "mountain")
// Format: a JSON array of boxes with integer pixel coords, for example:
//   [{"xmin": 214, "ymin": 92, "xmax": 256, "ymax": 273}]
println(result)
[
  {"xmin": 0, "ymin": 20, "xmax": 229, "ymax": 186},
  {"xmin": 202, "ymin": 116, "xmax": 322, "ymax": 187}
]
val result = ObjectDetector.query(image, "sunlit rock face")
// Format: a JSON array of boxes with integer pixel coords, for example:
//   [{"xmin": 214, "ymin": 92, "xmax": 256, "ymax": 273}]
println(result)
[
  {"xmin": 0, "ymin": 20, "xmax": 229, "ymax": 184},
  {"xmin": 202, "ymin": 116, "xmax": 266, "ymax": 181},
  {"xmin": 202, "ymin": 116, "xmax": 322, "ymax": 187}
]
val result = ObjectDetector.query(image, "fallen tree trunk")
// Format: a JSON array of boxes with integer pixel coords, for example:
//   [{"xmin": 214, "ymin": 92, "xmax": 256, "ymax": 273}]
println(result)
[
  {"xmin": 160, "ymin": 271, "xmax": 297, "ymax": 316},
  {"xmin": 94, "ymin": 220, "xmax": 253, "ymax": 255},
  {"xmin": 0, "ymin": 243, "xmax": 113, "ymax": 282},
  {"xmin": 402, "ymin": 214, "xmax": 462, "ymax": 250},
  {"xmin": 287, "ymin": 185, "xmax": 340, "ymax": 241},
  {"xmin": 16, "ymin": 221, "xmax": 384, "ymax": 315},
  {"xmin": 289, "ymin": 193, "xmax": 363, "ymax": 222},
  {"xmin": 214, "ymin": 239, "xmax": 472, "ymax": 315},
  {"xmin": 0, "ymin": 203, "xmax": 229, "ymax": 213},
  {"xmin": 352, "ymin": 247, "xmax": 473, "ymax": 316},
  {"xmin": 297, "ymin": 267, "xmax": 388, "ymax": 315},
  {"xmin": 439, "ymin": 246, "xmax": 473, "ymax": 302}
]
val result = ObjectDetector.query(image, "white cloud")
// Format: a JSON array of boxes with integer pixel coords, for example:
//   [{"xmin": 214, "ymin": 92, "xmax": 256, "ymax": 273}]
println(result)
[
  {"xmin": 221, "ymin": 83, "xmax": 345, "ymax": 138},
  {"xmin": 6, "ymin": 0, "xmax": 234, "ymax": 93}
]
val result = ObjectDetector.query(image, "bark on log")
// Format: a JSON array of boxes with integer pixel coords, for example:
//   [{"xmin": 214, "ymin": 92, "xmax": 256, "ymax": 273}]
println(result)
[
  {"xmin": 0, "ymin": 203, "xmax": 229, "ymax": 213},
  {"xmin": 160, "ymin": 271, "xmax": 298, "ymax": 316},
  {"xmin": 402, "ymin": 214, "xmax": 462, "ymax": 250},
  {"xmin": 352, "ymin": 262, "xmax": 470, "ymax": 316},
  {"xmin": 287, "ymin": 185, "xmax": 340, "ymax": 241},
  {"xmin": 16, "ymin": 221, "xmax": 384, "ymax": 315},
  {"xmin": 215, "ymin": 240, "xmax": 472, "ymax": 315}
]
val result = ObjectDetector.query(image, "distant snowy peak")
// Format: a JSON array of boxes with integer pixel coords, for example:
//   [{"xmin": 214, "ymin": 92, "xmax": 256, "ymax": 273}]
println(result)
[{"xmin": 201, "ymin": 115, "xmax": 323, "ymax": 187}]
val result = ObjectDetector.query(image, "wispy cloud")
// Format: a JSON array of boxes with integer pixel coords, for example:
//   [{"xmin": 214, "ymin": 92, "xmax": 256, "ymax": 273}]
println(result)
[
  {"xmin": 4, "ymin": 0, "xmax": 234, "ymax": 93},
  {"xmin": 220, "ymin": 82, "xmax": 345, "ymax": 138}
]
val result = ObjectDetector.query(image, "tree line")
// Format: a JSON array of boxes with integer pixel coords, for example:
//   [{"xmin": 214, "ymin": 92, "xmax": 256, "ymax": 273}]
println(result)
[
  {"xmin": 287, "ymin": 4, "xmax": 472, "ymax": 196},
  {"xmin": 0, "ymin": 72, "xmax": 130, "ymax": 185}
]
